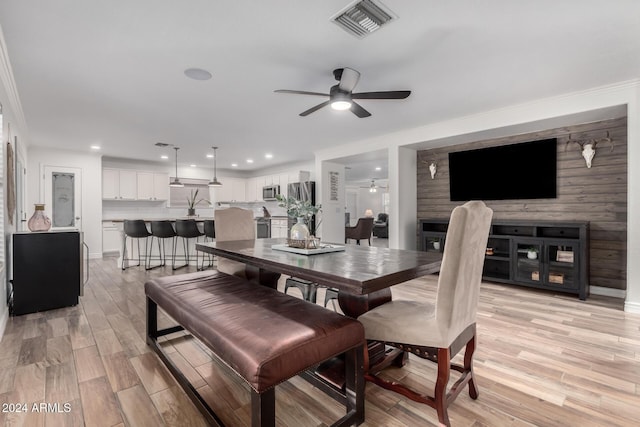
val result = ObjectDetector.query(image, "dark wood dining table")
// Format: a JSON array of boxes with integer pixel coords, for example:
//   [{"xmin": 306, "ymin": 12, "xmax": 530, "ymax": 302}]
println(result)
[{"xmin": 196, "ymin": 238, "xmax": 442, "ymax": 318}]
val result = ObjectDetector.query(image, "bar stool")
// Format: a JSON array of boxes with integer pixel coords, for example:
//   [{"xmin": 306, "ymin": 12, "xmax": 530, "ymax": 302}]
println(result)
[
  {"xmin": 172, "ymin": 219, "xmax": 204, "ymax": 270},
  {"xmin": 324, "ymin": 288, "xmax": 339, "ymax": 311},
  {"xmin": 122, "ymin": 220, "xmax": 151, "ymax": 270},
  {"xmin": 284, "ymin": 277, "xmax": 318, "ymax": 303},
  {"xmin": 146, "ymin": 221, "xmax": 176, "ymax": 270},
  {"xmin": 200, "ymin": 220, "xmax": 215, "ymax": 270},
  {"xmin": 283, "ymin": 278, "xmax": 339, "ymax": 312}
]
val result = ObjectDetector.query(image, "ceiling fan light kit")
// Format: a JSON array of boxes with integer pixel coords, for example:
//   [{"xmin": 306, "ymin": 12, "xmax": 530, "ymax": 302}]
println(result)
[
  {"xmin": 331, "ymin": 100, "xmax": 352, "ymax": 111},
  {"xmin": 275, "ymin": 67, "xmax": 410, "ymax": 118}
]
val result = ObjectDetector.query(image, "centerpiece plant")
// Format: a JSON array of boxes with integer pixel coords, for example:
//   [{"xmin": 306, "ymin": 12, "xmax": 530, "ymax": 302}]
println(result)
[
  {"xmin": 275, "ymin": 194, "xmax": 322, "ymax": 244},
  {"xmin": 186, "ymin": 189, "xmax": 210, "ymax": 216}
]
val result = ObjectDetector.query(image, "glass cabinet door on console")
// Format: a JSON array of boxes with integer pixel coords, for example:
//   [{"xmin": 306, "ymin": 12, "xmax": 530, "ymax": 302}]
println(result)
[
  {"xmin": 545, "ymin": 241, "xmax": 579, "ymax": 290},
  {"xmin": 513, "ymin": 239, "xmax": 543, "ymax": 284},
  {"xmin": 423, "ymin": 233, "xmax": 445, "ymax": 253},
  {"xmin": 483, "ymin": 236, "xmax": 511, "ymax": 281}
]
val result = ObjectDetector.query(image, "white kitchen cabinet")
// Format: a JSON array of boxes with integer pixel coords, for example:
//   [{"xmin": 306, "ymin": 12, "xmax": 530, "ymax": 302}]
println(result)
[
  {"xmin": 137, "ymin": 172, "xmax": 169, "ymax": 200},
  {"xmin": 102, "ymin": 221, "xmax": 122, "ymax": 254},
  {"xmin": 216, "ymin": 177, "xmax": 246, "ymax": 202},
  {"xmin": 232, "ymin": 179, "xmax": 246, "ymax": 202},
  {"xmin": 102, "ymin": 168, "xmax": 137, "ymax": 200},
  {"xmin": 153, "ymin": 173, "xmax": 169, "ymax": 200},
  {"xmin": 271, "ymin": 218, "xmax": 289, "ymax": 239},
  {"xmin": 245, "ymin": 178, "xmax": 258, "ymax": 202},
  {"xmin": 102, "ymin": 169, "xmax": 119, "ymax": 199}
]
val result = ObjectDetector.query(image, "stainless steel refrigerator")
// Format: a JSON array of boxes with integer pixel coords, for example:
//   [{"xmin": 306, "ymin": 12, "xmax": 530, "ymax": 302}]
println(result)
[{"xmin": 287, "ymin": 181, "xmax": 316, "ymax": 235}]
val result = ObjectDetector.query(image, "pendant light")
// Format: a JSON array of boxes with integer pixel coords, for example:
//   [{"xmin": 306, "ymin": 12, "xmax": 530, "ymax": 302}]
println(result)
[
  {"xmin": 208, "ymin": 146, "xmax": 222, "ymax": 187},
  {"xmin": 169, "ymin": 147, "xmax": 184, "ymax": 187}
]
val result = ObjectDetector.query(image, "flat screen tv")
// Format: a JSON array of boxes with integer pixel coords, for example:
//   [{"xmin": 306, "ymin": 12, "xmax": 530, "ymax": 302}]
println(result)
[{"xmin": 448, "ymin": 138, "xmax": 557, "ymax": 201}]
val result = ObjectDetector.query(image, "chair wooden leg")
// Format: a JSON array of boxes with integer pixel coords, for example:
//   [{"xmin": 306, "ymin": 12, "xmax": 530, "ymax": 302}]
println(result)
[
  {"xmin": 435, "ymin": 347, "xmax": 451, "ymax": 427},
  {"xmin": 465, "ymin": 335, "xmax": 479, "ymax": 399}
]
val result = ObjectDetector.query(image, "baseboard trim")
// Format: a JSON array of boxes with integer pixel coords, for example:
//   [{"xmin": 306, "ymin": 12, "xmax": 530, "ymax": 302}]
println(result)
[
  {"xmin": 0, "ymin": 307, "xmax": 8, "ymax": 342},
  {"xmin": 590, "ymin": 286, "xmax": 626, "ymax": 299},
  {"xmin": 623, "ymin": 301, "xmax": 640, "ymax": 314}
]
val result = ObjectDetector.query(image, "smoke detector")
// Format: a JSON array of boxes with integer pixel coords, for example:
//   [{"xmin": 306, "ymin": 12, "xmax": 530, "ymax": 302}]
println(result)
[{"xmin": 331, "ymin": 0, "xmax": 398, "ymax": 39}]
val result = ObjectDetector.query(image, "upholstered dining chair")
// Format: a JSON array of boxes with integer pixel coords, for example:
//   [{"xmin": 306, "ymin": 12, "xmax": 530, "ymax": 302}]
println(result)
[
  {"xmin": 215, "ymin": 207, "xmax": 281, "ymax": 288},
  {"xmin": 345, "ymin": 217, "xmax": 375, "ymax": 245},
  {"xmin": 357, "ymin": 201, "xmax": 493, "ymax": 426},
  {"xmin": 214, "ymin": 207, "xmax": 255, "ymax": 278}
]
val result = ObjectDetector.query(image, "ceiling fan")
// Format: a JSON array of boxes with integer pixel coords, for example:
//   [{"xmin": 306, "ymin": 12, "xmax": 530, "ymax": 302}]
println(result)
[
  {"xmin": 275, "ymin": 67, "xmax": 410, "ymax": 118},
  {"xmin": 361, "ymin": 179, "xmax": 388, "ymax": 193}
]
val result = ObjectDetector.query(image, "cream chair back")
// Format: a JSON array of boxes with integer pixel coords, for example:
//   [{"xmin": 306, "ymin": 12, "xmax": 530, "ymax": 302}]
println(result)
[
  {"xmin": 435, "ymin": 200, "xmax": 493, "ymax": 343},
  {"xmin": 214, "ymin": 207, "xmax": 255, "ymax": 277}
]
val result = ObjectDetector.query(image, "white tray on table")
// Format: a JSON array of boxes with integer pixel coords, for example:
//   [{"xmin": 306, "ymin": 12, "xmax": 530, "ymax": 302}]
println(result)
[{"xmin": 271, "ymin": 243, "xmax": 346, "ymax": 255}]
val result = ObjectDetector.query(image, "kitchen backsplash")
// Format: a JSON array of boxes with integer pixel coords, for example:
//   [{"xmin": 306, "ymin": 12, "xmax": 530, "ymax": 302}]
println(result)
[{"xmin": 102, "ymin": 200, "xmax": 287, "ymax": 220}]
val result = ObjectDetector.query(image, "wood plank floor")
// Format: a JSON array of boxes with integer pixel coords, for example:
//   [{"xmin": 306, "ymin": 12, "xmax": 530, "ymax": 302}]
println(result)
[{"xmin": 1, "ymin": 255, "xmax": 639, "ymax": 426}]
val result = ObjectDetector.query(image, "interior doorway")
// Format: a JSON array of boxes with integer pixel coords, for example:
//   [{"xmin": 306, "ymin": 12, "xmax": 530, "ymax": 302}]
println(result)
[{"xmin": 42, "ymin": 165, "xmax": 83, "ymax": 230}]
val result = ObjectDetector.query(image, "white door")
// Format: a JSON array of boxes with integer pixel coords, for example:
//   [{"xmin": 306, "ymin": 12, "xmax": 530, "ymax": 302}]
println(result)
[
  {"xmin": 42, "ymin": 165, "xmax": 82, "ymax": 230},
  {"xmin": 346, "ymin": 191, "xmax": 358, "ymax": 226}
]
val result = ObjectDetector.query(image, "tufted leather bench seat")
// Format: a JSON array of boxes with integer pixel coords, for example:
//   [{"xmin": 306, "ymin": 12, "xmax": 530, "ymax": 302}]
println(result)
[{"xmin": 145, "ymin": 270, "xmax": 365, "ymax": 427}]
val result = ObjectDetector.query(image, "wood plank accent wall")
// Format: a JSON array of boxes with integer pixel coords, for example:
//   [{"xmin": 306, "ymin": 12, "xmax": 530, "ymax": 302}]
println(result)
[{"xmin": 417, "ymin": 117, "xmax": 628, "ymax": 292}]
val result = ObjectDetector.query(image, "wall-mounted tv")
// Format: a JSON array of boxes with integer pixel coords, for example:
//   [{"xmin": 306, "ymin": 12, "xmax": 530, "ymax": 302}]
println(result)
[{"xmin": 448, "ymin": 138, "xmax": 557, "ymax": 201}]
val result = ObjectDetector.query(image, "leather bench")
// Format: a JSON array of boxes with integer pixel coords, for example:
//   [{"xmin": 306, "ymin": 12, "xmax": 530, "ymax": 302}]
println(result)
[{"xmin": 145, "ymin": 270, "xmax": 365, "ymax": 427}]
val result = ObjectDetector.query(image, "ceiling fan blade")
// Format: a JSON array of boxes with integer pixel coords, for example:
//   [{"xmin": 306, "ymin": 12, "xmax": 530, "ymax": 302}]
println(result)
[
  {"xmin": 350, "ymin": 101, "xmax": 371, "ymax": 118},
  {"xmin": 300, "ymin": 100, "xmax": 331, "ymax": 116},
  {"xmin": 274, "ymin": 89, "xmax": 329, "ymax": 97},
  {"xmin": 352, "ymin": 90, "xmax": 411, "ymax": 99},
  {"xmin": 337, "ymin": 67, "xmax": 360, "ymax": 92}
]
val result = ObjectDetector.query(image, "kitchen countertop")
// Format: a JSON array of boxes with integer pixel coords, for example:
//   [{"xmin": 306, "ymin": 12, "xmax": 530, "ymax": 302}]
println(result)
[
  {"xmin": 103, "ymin": 218, "xmax": 211, "ymax": 222},
  {"xmin": 103, "ymin": 216, "xmax": 290, "ymax": 223}
]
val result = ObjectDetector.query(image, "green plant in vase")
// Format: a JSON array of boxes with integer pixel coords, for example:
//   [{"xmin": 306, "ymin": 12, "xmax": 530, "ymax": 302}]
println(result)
[
  {"xmin": 275, "ymin": 194, "xmax": 322, "ymax": 246},
  {"xmin": 186, "ymin": 189, "xmax": 210, "ymax": 216}
]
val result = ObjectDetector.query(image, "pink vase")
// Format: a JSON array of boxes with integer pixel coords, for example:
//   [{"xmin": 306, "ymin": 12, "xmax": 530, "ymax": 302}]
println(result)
[{"xmin": 27, "ymin": 204, "xmax": 52, "ymax": 232}]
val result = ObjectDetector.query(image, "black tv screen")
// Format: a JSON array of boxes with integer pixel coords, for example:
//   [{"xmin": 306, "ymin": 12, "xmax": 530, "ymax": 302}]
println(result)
[{"xmin": 448, "ymin": 138, "xmax": 557, "ymax": 201}]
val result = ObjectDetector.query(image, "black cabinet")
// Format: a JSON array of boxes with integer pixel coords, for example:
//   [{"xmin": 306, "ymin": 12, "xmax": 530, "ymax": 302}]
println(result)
[
  {"xmin": 12, "ymin": 231, "xmax": 86, "ymax": 315},
  {"xmin": 419, "ymin": 219, "xmax": 589, "ymax": 300}
]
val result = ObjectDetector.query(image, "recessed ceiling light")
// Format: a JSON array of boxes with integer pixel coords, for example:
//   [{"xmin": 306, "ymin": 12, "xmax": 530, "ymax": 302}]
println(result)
[
  {"xmin": 190, "ymin": 164, "xmax": 197, "ymax": 168},
  {"xmin": 184, "ymin": 68, "xmax": 212, "ymax": 81},
  {"xmin": 375, "ymin": 166, "xmax": 381, "ymax": 171},
  {"xmin": 160, "ymin": 155, "xmax": 169, "ymax": 160},
  {"xmin": 231, "ymin": 163, "xmax": 238, "ymax": 167},
  {"xmin": 265, "ymin": 153, "xmax": 273, "ymax": 159},
  {"xmin": 206, "ymin": 154, "xmax": 214, "ymax": 158},
  {"xmin": 246, "ymin": 159, "xmax": 254, "ymax": 164},
  {"xmin": 90, "ymin": 145, "xmax": 101, "ymax": 150}
]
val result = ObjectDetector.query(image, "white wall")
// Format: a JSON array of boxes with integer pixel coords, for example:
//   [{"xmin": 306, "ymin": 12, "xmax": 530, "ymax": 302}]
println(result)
[
  {"xmin": 348, "ymin": 187, "xmax": 384, "ymax": 220},
  {"xmin": 27, "ymin": 148, "xmax": 103, "ymax": 259},
  {"xmin": 0, "ymin": 25, "xmax": 29, "ymax": 340},
  {"xmin": 317, "ymin": 161, "xmax": 345, "ymax": 244},
  {"xmin": 389, "ymin": 146, "xmax": 417, "ymax": 250},
  {"xmin": 315, "ymin": 79, "xmax": 640, "ymax": 313}
]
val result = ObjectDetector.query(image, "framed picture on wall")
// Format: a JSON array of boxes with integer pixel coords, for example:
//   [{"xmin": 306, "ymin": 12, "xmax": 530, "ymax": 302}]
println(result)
[{"xmin": 329, "ymin": 171, "xmax": 339, "ymax": 202}]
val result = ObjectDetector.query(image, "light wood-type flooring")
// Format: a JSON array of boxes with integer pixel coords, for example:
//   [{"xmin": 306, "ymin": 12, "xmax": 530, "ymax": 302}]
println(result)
[{"xmin": 1, "ymin": 254, "xmax": 639, "ymax": 426}]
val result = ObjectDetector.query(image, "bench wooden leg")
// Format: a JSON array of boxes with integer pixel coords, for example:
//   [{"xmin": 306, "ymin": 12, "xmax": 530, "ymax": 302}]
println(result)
[
  {"xmin": 146, "ymin": 297, "xmax": 158, "ymax": 341},
  {"xmin": 251, "ymin": 389, "xmax": 275, "ymax": 427},
  {"xmin": 344, "ymin": 345, "xmax": 365, "ymax": 426}
]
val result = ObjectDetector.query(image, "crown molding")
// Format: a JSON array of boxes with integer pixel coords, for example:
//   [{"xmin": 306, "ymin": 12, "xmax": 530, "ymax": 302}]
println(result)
[{"xmin": 0, "ymin": 24, "xmax": 28, "ymax": 134}]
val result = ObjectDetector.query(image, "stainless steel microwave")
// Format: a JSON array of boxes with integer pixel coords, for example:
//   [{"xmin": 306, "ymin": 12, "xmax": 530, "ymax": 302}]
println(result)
[{"xmin": 262, "ymin": 185, "xmax": 280, "ymax": 200}]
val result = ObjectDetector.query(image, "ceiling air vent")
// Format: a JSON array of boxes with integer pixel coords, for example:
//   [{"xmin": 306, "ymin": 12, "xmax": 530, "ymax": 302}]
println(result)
[{"xmin": 331, "ymin": 0, "xmax": 397, "ymax": 39}]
